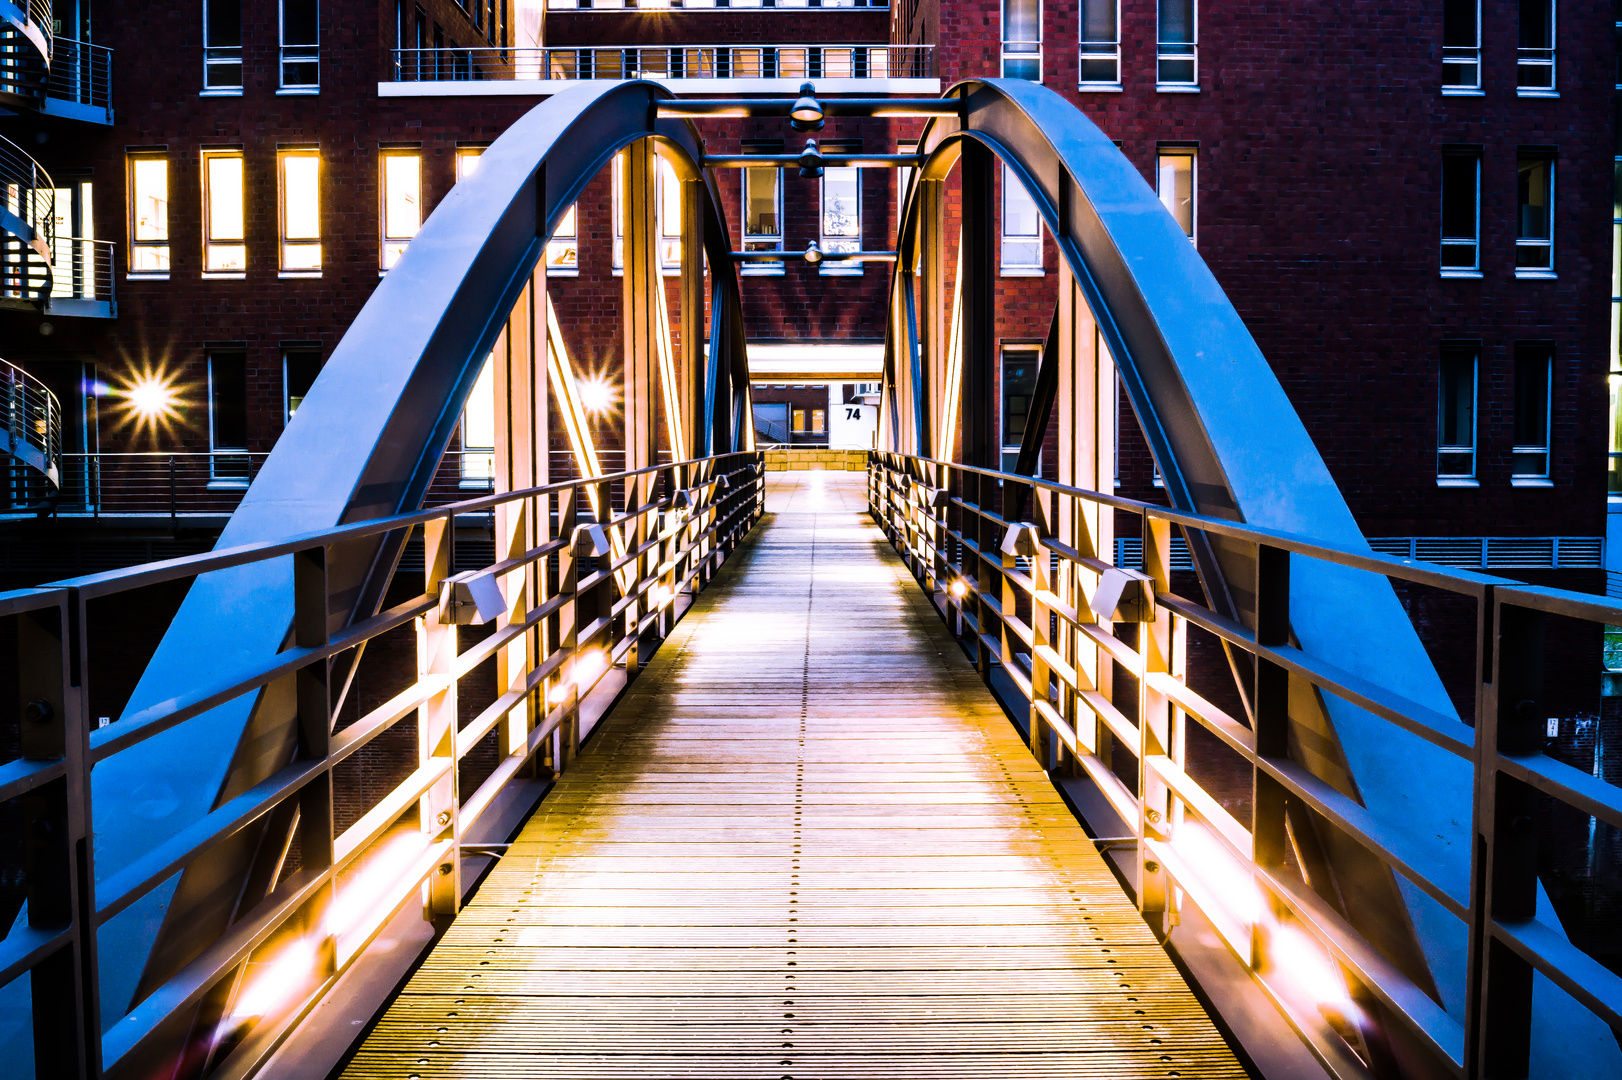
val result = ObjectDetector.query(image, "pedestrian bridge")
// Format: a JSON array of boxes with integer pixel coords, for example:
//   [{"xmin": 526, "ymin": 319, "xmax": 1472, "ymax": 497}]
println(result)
[{"xmin": 2, "ymin": 77, "xmax": 1621, "ymax": 1080}]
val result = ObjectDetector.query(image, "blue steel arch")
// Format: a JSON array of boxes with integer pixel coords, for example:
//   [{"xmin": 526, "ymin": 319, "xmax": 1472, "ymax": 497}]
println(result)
[
  {"xmin": 881, "ymin": 77, "xmax": 1620, "ymax": 1077},
  {"xmin": 15, "ymin": 80, "xmax": 751, "ymax": 1073}
]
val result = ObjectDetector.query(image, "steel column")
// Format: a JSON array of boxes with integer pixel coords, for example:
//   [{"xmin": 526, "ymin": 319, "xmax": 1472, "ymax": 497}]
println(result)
[{"xmin": 958, "ymin": 140, "xmax": 997, "ymax": 473}]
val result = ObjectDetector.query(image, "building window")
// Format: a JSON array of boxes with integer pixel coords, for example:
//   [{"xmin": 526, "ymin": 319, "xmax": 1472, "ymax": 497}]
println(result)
[
  {"xmin": 1157, "ymin": 0, "xmax": 1196, "ymax": 87},
  {"xmin": 1437, "ymin": 346, "xmax": 1478, "ymax": 481},
  {"xmin": 1512, "ymin": 344, "xmax": 1552, "ymax": 480},
  {"xmin": 1156, "ymin": 148, "xmax": 1194, "ymax": 241},
  {"xmin": 820, "ymin": 147, "xmax": 861, "ymax": 275},
  {"xmin": 743, "ymin": 139, "xmax": 784, "ymax": 275},
  {"xmin": 203, "ymin": 0, "xmax": 242, "ymax": 91},
  {"xmin": 612, "ymin": 151, "xmax": 624, "ymax": 272},
  {"xmin": 1002, "ymin": 346, "xmax": 1040, "ymax": 472},
  {"xmin": 202, "ymin": 150, "xmax": 246, "ymax": 273},
  {"xmin": 1517, "ymin": 0, "xmax": 1554, "ymax": 93},
  {"xmin": 1442, "ymin": 0, "xmax": 1480, "ymax": 91},
  {"xmin": 1079, "ymin": 0, "xmax": 1120, "ymax": 86},
  {"xmin": 462, "ymin": 355, "xmax": 495, "ymax": 485},
  {"xmin": 280, "ymin": 0, "xmax": 319, "ymax": 90},
  {"xmin": 209, "ymin": 350, "xmax": 250, "ymax": 484},
  {"xmin": 279, "ymin": 149, "xmax": 321, "ymax": 272},
  {"xmin": 1002, "ymin": 162, "xmax": 1042, "ymax": 273},
  {"xmin": 548, "ymin": 203, "xmax": 579, "ymax": 272},
  {"xmin": 1440, "ymin": 150, "xmax": 1480, "ymax": 273},
  {"xmin": 1001, "ymin": 0, "xmax": 1040, "ymax": 80},
  {"xmin": 455, "ymin": 145, "xmax": 484, "ymax": 182},
  {"xmin": 659, "ymin": 157, "xmax": 682, "ymax": 271},
  {"xmin": 1515, "ymin": 154, "xmax": 1553, "ymax": 275},
  {"xmin": 897, "ymin": 140, "xmax": 918, "ymax": 211},
  {"xmin": 128, "ymin": 155, "xmax": 169, "ymax": 275},
  {"xmin": 381, "ymin": 150, "xmax": 421, "ymax": 269},
  {"xmin": 284, "ymin": 350, "xmax": 321, "ymax": 424}
]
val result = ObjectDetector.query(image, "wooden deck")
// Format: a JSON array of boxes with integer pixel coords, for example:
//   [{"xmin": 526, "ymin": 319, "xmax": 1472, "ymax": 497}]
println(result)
[{"xmin": 343, "ymin": 472, "xmax": 1244, "ymax": 1079}]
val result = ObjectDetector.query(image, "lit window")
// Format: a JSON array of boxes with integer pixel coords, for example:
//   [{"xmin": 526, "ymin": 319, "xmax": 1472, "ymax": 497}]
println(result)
[
  {"xmin": 1437, "ymin": 346, "xmax": 1477, "ymax": 481},
  {"xmin": 1156, "ymin": 148, "xmax": 1194, "ymax": 241},
  {"xmin": 209, "ymin": 349, "xmax": 250, "ymax": 484},
  {"xmin": 1001, "ymin": 0, "xmax": 1041, "ymax": 80},
  {"xmin": 792, "ymin": 408, "xmax": 807, "ymax": 433},
  {"xmin": 1440, "ymin": 150, "xmax": 1480, "ymax": 273},
  {"xmin": 284, "ymin": 350, "xmax": 321, "ymax": 424},
  {"xmin": 203, "ymin": 0, "xmax": 243, "ymax": 91},
  {"xmin": 1517, "ymin": 0, "xmax": 1554, "ymax": 92},
  {"xmin": 128, "ymin": 155, "xmax": 169, "ymax": 274},
  {"xmin": 281, "ymin": 0, "xmax": 319, "ymax": 90},
  {"xmin": 1002, "ymin": 346, "xmax": 1039, "ymax": 472},
  {"xmin": 1002, "ymin": 162, "xmax": 1042, "ymax": 272},
  {"xmin": 1079, "ymin": 0, "xmax": 1120, "ymax": 86},
  {"xmin": 279, "ymin": 150, "xmax": 321, "ymax": 272},
  {"xmin": 659, "ymin": 157, "xmax": 682, "ymax": 270},
  {"xmin": 743, "ymin": 140, "xmax": 783, "ymax": 275},
  {"xmin": 612, "ymin": 151, "xmax": 624, "ymax": 272},
  {"xmin": 202, "ymin": 150, "xmax": 246, "ymax": 273},
  {"xmin": 1512, "ymin": 345, "xmax": 1552, "ymax": 480},
  {"xmin": 1515, "ymin": 154, "xmax": 1553, "ymax": 274},
  {"xmin": 820, "ymin": 159, "xmax": 861, "ymax": 275},
  {"xmin": 548, "ymin": 203, "xmax": 579, "ymax": 272},
  {"xmin": 381, "ymin": 151, "xmax": 421, "ymax": 269},
  {"xmin": 811, "ymin": 408, "xmax": 825, "ymax": 434},
  {"xmin": 455, "ymin": 145, "xmax": 483, "ymax": 181},
  {"xmin": 1442, "ymin": 0, "xmax": 1480, "ymax": 91},
  {"xmin": 897, "ymin": 140, "xmax": 918, "ymax": 212},
  {"xmin": 461, "ymin": 355, "xmax": 495, "ymax": 485},
  {"xmin": 1157, "ymin": 0, "xmax": 1196, "ymax": 87}
]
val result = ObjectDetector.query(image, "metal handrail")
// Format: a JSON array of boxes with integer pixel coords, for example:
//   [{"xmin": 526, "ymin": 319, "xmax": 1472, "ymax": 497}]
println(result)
[
  {"xmin": 0, "ymin": 132, "xmax": 53, "ymax": 302},
  {"xmin": 0, "ymin": 355, "xmax": 60, "ymax": 485},
  {"xmin": 0, "ymin": 450, "xmax": 766, "ymax": 1077},
  {"xmin": 45, "ymin": 36, "xmax": 111, "ymax": 109},
  {"xmin": 48, "ymin": 236, "xmax": 115, "ymax": 308},
  {"xmin": 389, "ymin": 43, "xmax": 934, "ymax": 82},
  {"xmin": 869, "ymin": 451, "xmax": 1622, "ymax": 1077}
]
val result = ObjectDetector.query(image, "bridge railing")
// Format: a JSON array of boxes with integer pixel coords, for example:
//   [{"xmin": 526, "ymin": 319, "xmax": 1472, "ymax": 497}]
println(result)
[
  {"xmin": 388, "ymin": 43, "xmax": 933, "ymax": 82},
  {"xmin": 0, "ymin": 450, "xmax": 764, "ymax": 1078},
  {"xmin": 869, "ymin": 451, "xmax": 1622, "ymax": 1079}
]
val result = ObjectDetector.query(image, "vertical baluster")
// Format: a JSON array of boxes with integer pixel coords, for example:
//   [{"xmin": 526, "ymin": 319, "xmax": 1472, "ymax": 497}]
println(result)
[
  {"xmin": 419, "ymin": 518, "xmax": 460, "ymax": 922},
  {"xmin": 1250, "ymin": 542, "xmax": 1290, "ymax": 967}
]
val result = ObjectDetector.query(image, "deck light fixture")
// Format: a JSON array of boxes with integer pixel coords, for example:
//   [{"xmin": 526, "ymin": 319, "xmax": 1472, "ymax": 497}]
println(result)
[
  {"xmin": 789, "ymin": 83, "xmax": 824, "ymax": 131},
  {"xmin": 948, "ymin": 578, "xmax": 969, "ymax": 600},
  {"xmin": 803, "ymin": 240, "xmax": 824, "ymax": 265},
  {"xmin": 796, "ymin": 139, "xmax": 824, "ymax": 179}
]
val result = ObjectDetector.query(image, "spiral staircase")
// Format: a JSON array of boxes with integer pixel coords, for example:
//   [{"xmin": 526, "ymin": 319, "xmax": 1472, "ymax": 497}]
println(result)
[
  {"xmin": 0, "ymin": 0, "xmax": 50, "ymax": 111},
  {"xmin": 1, "ymin": 355, "xmax": 61, "ymax": 513},
  {"xmin": 0, "ymin": 132, "xmax": 55, "ymax": 307}
]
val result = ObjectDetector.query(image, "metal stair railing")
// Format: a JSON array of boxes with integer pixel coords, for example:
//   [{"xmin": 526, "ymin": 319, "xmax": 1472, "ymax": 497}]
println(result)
[
  {"xmin": 0, "ymin": 0, "xmax": 52, "ymax": 104},
  {"xmin": 1, "ymin": 355, "xmax": 61, "ymax": 512},
  {"xmin": 0, "ymin": 132, "xmax": 54, "ymax": 303},
  {"xmin": 46, "ymin": 36, "xmax": 111, "ymax": 114}
]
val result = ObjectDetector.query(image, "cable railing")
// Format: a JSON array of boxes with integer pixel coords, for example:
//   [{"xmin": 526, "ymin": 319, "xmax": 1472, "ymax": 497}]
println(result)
[
  {"xmin": 389, "ymin": 43, "xmax": 933, "ymax": 82},
  {"xmin": 45, "ymin": 36, "xmax": 111, "ymax": 113},
  {"xmin": 0, "ymin": 0, "xmax": 52, "ymax": 103},
  {"xmin": 870, "ymin": 451, "xmax": 1622, "ymax": 1079},
  {"xmin": 0, "ymin": 132, "xmax": 54, "ymax": 303},
  {"xmin": 47, "ymin": 236, "xmax": 115, "ymax": 313},
  {"xmin": 1, "ymin": 356, "xmax": 59, "ymax": 490},
  {"xmin": 0, "ymin": 450, "xmax": 765, "ymax": 1078}
]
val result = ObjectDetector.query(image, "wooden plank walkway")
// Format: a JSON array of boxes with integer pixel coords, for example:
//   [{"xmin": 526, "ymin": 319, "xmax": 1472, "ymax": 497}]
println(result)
[{"xmin": 343, "ymin": 472, "xmax": 1244, "ymax": 1080}]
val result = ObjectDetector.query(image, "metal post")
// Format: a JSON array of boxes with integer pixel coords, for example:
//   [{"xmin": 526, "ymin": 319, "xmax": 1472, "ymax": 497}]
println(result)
[
  {"xmin": 959, "ymin": 140, "xmax": 997, "ymax": 472},
  {"xmin": 681, "ymin": 175, "xmax": 707, "ymax": 457},
  {"xmin": 292, "ymin": 545, "xmax": 336, "ymax": 978},
  {"xmin": 419, "ymin": 518, "xmax": 460, "ymax": 923},
  {"xmin": 1251, "ymin": 543, "xmax": 1290, "ymax": 967},
  {"xmin": 1139, "ymin": 517, "xmax": 1177, "ymax": 937}
]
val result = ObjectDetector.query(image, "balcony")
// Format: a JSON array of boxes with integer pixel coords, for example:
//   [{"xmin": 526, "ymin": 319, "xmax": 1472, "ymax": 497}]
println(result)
[
  {"xmin": 384, "ymin": 43, "xmax": 936, "ymax": 95},
  {"xmin": 43, "ymin": 36, "xmax": 112, "ymax": 123},
  {"xmin": 45, "ymin": 236, "xmax": 115, "ymax": 317}
]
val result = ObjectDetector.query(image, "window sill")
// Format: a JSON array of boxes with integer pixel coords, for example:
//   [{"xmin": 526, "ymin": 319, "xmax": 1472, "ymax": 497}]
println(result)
[
  {"xmin": 1516, "ymin": 88, "xmax": 1559, "ymax": 98},
  {"xmin": 741, "ymin": 265, "xmax": 786, "ymax": 276},
  {"xmin": 203, "ymin": 272, "xmax": 247, "ymax": 280},
  {"xmin": 278, "ymin": 271, "xmax": 322, "ymax": 279},
  {"xmin": 1156, "ymin": 84, "xmax": 1200, "ymax": 93},
  {"xmin": 819, "ymin": 266, "xmax": 864, "ymax": 277},
  {"xmin": 199, "ymin": 88, "xmax": 243, "ymax": 97},
  {"xmin": 544, "ymin": 268, "xmax": 580, "ymax": 277},
  {"xmin": 276, "ymin": 87, "xmax": 321, "ymax": 96},
  {"xmin": 1511, "ymin": 477, "xmax": 1554, "ymax": 487},
  {"xmin": 1514, "ymin": 268, "xmax": 1556, "ymax": 280},
  {"xmin": 1440, "ymin": 87, "xmax": 1484, "ymax": 96},
  {"xmin": 458, "ymin": 479, "xmax": 495, "ymax": 490},
  {"xmin": 1000, "ymin": 267, "xmax": 1045, "ymax": 277},
  {"xmin": 206, "ymin": 479, "xmax": 251, "ymax": 491},
  {"xmin": 126, "ymin": 272, "xmax": 170, "ymax": 281},
  {"xmin": 1436, "ymin": 478, "xmax": 1480, "ymax": 488},
  {"xmin": 1078, "ymin": 83, "xmax": 1123, "ymax": 92},
  {"xmin": 1440, "ymin": 269, "xmax": 1482, "ymax": 279}
]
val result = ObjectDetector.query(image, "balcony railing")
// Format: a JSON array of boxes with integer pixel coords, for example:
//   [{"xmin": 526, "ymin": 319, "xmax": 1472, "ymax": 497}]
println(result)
[
  {"xmin": 389, "ymin": 43, "xmax": 933, "ymax": 82},
  {"xmin": 549, "ymin": 0, "xmax": 884, "ymax": 7},
  {"xmin": 44, "ymin": 36, "xmax": 111, "ymax": 119},
  {"xmin": 46, "ymin": 236, "xmax": 115, "ymax": 316}
]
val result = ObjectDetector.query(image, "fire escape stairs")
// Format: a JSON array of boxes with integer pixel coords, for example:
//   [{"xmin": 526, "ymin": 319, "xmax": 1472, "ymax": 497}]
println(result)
[
  {"xmin": 1, "ymin": 356, "xmax": 61, "ymax": 514},
  {"xmin": 0, "ymin": 133, "xmax": 55, "ymax": 310},
  {"xmin": 0, "ymin": 0, "xmax": 50, "ymax": 111}
]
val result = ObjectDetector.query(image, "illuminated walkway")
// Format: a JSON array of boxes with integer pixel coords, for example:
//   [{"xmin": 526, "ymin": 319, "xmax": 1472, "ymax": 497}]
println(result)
[{"xmin": 342, "ymin": 473, "xmax": 1242, "ymax": 1079}]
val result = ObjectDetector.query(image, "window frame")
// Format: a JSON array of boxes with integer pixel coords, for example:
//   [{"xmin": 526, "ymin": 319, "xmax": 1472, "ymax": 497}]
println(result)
[
  {"xmin": 1440, "ymin": 148, "xmax": 1481, "ymax": 276},
  {"xmin": 379, "ymin": 148, "xmax": 423, "ymax": 271},
  {"xmin": 1000, "ymin": 343, "xmax": 1042, "ymax": 473},
  {"xmin": 1001, "ymin": 161, "xmax": 1043, "ymax": 275},
  {"xmin": 127, "ymin": 152, "xmax": 171, "ymax": 278},
  {"xmin": 277, "ymin": 147, "xmax": 322, "ymax": 275},
  {"xmin": 201, "ymin": 148, "xmax": 247, "ymax": 275},
  {"xmin": 207, "ymin": 349, "xmax": 251, "ymax": 487},
  {"xmin": 1442, "ymin": 0, "xmax": 1482, "ymax": 93},
  {"xmin": 547, "ymin": 202, "xmax": 580, "ymax": 275},
  {"xmin": 1078, "ymin": 0, "xmax": 1121, "ymax": 89},
  {"xmin": 1516, "ymin": 0, "xmax": 1556, "ymax": 95},
  {"xmin": 283, "ymin": 348, "xmax": 322, "ymax": 426},
  {"xmin": 1514, "ymin": 152, "xmax": 1555, "ymax": 278},
  {"xmin": 202, "ymin": 0, "xmax": 244, "ymax": 94},
  {"xmin": 1156, "ymin": 0, "xmax": 1197, "ymax": 89},
  {"xmin": 278, "ymin": 0, "xmax": 320, "ymax": 93},
  {"xmin": 742, "ymin": 139, "xmax": 785, "ymax": 277},
  {"xmin": 1000, "ymin": 0, "xmax": 1042, "ymax": 81},
  {"xmin": 1437, "ymin": 344, "xmax": 1479, "ymax": 484},
  {"xmin": 1511, "ymin": 343, "xmax": 1553, "ymax": 483},
  {"xmin": 819, "ymin": 148, "xmax": 862, "ymax": 277},
  {"xmin": 460, "ymin": 354, "xmax": 496, "ymax": 487},
  {"xmin": 1155, "ymin": 146, "xmax": 1196, "ymax": 244}
]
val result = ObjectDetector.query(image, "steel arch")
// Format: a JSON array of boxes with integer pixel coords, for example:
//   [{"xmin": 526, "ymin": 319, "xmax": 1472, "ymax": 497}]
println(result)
[
  {"xmin": 29, "ymin": 80, "xmax": 750, "ymax": 1076},
  {"xmin": 880, "ymin": 77, "xmax": 1621, "ymax": 1077}
]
